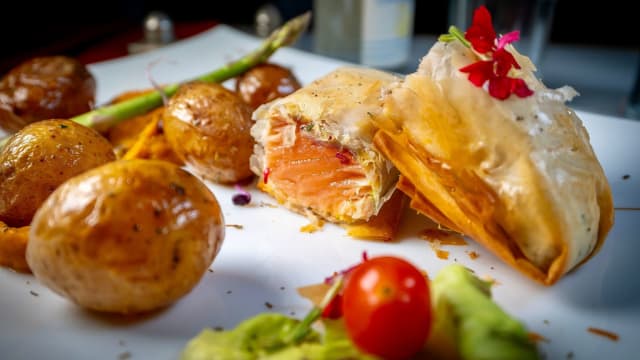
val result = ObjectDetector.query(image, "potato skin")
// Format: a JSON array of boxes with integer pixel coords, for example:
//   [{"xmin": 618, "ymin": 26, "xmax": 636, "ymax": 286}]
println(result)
[
  {"xmin": 163, "ymin": 82, "xmax": 254, "ymax": 184},
  {"xmin": 0, "ymin": 119, "xmax": 116, "ymax": 226},
  {"xmin": 27, "ymin": 159, "xmax": 225, "ymax": 314},
  {"xmin": 235, "ymin": 63, "xmax": 301, "ymax": 110},
  {"xmin": 0, "ymin": 56, "xmax": 95, "ymax": 132}
]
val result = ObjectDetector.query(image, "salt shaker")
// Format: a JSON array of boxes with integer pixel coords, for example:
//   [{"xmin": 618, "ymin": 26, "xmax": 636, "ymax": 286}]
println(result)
[
  {"xmin": 128, "ymin": 11, "xmax": 176, "ymax": 54},
  {"xmin": 255, "ymin": 3, "xmax": 283, "ymax": 37}
]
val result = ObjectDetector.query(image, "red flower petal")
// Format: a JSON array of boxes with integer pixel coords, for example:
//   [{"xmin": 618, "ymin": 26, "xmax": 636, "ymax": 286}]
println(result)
[
  {"xmin": 493, "ymin": 48, "xmax": 520, "ymax": 76},
  {"xmin": 460, "ymin": 61, "xmax": 493, "ymax": 87},
  {"xmin": 465, "ymin": 5, "xmax": 496, "ymax": 54},
  {"xmin": 497, "ymin": 31, "xmax": 520, "ymax": 50},
  {"xmin": 512, "ymin": 78, "xmax": 534, "ymax": 98},
  {"xmin": 488, "ymin": 76, "xmax": 512, "ymax": 100},
  {"xmin": 457, "ymin": 6, "xmax": 534, "ymax": 100}
]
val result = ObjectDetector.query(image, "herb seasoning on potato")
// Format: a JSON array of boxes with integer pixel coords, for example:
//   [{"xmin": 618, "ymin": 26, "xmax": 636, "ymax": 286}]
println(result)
[
  {"xmin": 0, "ymin": 119, "xmax": 116, "ymax": 227},
  {"xmin": 26, "ymin": 159, "xmax": 225, "ymax": 314}
]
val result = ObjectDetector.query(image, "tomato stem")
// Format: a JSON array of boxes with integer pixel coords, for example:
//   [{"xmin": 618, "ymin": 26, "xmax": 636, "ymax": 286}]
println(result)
[{"xmin": 285, "ymin": 276, "xmax": 344, "ymax": 344}]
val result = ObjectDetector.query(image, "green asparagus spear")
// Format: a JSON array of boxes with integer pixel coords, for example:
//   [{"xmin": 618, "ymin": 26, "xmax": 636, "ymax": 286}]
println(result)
[{"xmin": 0, "ymin": 11, "xmax": 311, "ymax": 148}]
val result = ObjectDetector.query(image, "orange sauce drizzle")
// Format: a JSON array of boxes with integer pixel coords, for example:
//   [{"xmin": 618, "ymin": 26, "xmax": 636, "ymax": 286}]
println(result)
[
  {"xmin": 528, "ymin": 332, "xmax": 550, "ymax": 343},
  {"xmin": 300, "ymin": 219, "xmax": 325, "ymax": 233},
  {"xmin": 587, "ymin": 327, "xmax": 619, "ymax": 341},
  {"xmin": 434, "ymin": 248, "xmax": 450, "ymax": 260},
  {"xmin": 421, "ymin": 228, "xmax": 468, "ymax": 260},
  {"xmin": 419, "ymin": 228, "xmax": 467, "ymax": 245}
]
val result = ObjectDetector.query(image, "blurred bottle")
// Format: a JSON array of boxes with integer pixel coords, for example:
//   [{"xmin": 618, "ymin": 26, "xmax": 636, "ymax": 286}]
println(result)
[
  {"xmin": 313, "ymin": 0, "xmax": 415, "ymax": 71},
  {"xmin": 627, "ymin": 60, "xmax": 640, "ymax": 120}
]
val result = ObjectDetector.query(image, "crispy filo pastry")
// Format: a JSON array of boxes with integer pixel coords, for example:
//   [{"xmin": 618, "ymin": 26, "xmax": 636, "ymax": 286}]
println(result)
[
  {"xmin": 250, "ymin": 67, "xmax": 402, "ymax": 238},
  {"xmin": 373, "ymin": 41, "xmax": 614, "ymax": 284}
]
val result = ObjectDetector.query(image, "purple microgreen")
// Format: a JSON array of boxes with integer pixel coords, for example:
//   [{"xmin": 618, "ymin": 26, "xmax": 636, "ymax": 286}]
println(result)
[{"xmin": 232, "ymin": 184, "xmax": 252, "ymax": 206}]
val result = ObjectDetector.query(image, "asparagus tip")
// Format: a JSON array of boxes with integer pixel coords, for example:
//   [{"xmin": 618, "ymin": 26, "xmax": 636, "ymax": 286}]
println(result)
[{"xmin": 269, "ymin": 11, "xmax": 312, "ymax": 48}]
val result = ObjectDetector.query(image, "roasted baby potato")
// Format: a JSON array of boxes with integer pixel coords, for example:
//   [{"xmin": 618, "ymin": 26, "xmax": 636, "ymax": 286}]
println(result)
[
  {"xmin": 0, "ymin": 56, "xmax": 95, "ymax": 133},
  {"xmin": 0, "ymin": 119, "xmax": 116, "ymax": 226},
  {"xmin": 235, "ymin": 63, "xmax": 301, "ymax": 110},
  {"xmin": 27, "ymin": 159, "xmax": 225, "ymax": 314},
  {"xmin": 163, "ymin": 82, "xmax": 254, "ymax": 183}
]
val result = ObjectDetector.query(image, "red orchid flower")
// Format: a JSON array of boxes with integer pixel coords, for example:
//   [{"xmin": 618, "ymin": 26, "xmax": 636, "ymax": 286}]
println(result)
[{"xmin": 457, "ymin": 5, "xmax": 533, "ymax": 100}]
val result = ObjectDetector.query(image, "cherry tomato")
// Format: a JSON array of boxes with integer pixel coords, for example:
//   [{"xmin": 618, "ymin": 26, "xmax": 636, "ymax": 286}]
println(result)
[
  {"xmin": 341, "ymin": 256, "xmax": 432, "ymax": 359},
  {"xmin": 321, "ymin": 293, "xmax": 343, "ymax": 319}
]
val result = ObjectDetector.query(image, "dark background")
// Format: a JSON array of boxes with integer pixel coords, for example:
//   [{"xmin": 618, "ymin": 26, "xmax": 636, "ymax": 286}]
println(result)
[{"xmin": 1, "ymin": 0, "xmax": 637, "ymax": 74}]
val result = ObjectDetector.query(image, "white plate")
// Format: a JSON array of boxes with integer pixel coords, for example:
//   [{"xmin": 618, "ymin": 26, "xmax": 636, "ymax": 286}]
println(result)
[{"xmin": 2, "ymin": 25, "xmax": 640, "ymax": 360}]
